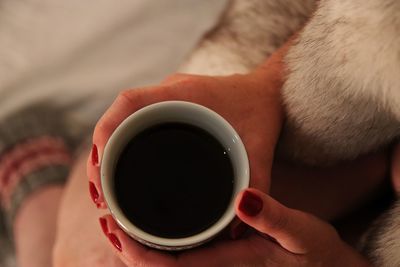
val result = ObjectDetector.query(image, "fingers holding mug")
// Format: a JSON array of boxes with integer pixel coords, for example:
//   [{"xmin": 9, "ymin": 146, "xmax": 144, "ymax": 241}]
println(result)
[
  {"xmin": 88, "ymin": 86, "xmax": 174, "ymax": 208},
  {"xmin": 99, "ymin": 214, "xmax": 177, "ymax": 267},
  {"xmin": 100, "ymin": 101, "xmax": 249, "ymax": 250}
]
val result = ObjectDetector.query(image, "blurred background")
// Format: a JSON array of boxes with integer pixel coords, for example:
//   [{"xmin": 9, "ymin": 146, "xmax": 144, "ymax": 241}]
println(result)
[
  {"xmin": 0, "ymin": 0, "xmax": 227, "ymax": 125},
  {"xmin": 0, "ymin": 1, "xmax": 227, "ymax": 266}
]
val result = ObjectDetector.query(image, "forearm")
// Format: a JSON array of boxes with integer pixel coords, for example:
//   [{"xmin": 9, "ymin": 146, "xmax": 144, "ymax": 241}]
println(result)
[
  {"xmin": 0, "ymin": 105, "xmax": 77, "ymax": 267},
  {"xmin": 14, "ymin": 185, "xmax": 64, "ymax": 267}
]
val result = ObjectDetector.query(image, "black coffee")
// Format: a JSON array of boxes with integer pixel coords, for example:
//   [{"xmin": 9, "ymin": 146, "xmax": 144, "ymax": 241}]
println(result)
[{"xmin": 114, "ymin": 123, "xmax": 234, "ymax": 239}]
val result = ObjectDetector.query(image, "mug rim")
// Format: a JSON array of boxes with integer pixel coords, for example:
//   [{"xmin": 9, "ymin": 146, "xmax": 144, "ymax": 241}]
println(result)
[{"xmin": 101, "ymin": 101, "xmax": 249, "ymax": 248}]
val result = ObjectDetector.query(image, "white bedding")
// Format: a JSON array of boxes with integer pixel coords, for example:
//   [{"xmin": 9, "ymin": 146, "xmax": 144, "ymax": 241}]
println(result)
[{"xmin": 0, "ymin": 0, "xmax": 227, "ymax": 123}]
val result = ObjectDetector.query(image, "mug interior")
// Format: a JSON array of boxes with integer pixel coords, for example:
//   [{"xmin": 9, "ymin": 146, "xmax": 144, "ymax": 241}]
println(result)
[{"xmin": 101, "ymin": 101, "xmax": 249, "ymax": 249}]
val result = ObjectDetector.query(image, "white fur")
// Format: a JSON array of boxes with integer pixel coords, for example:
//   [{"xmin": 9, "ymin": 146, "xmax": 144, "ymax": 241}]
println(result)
[
  {"xmin": 279, "ymin": 0, "xmax": 400, "ymax": 164},
  {"xmin": 360, "ymin": 201, "xmax": 400, "ymax": 266},
  {"xmin": 180, "ymin": 0, "xmax": 316, "ymax": 75},
  {"xmin": 182, "ymin": 0, "xmax": 400, "ymax": 263}
]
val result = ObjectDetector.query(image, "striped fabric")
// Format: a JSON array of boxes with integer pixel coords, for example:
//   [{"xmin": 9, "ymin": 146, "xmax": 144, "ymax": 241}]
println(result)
[{"xmin": 0, "ymin": 103, "xmax": 87, "ymax": 266}]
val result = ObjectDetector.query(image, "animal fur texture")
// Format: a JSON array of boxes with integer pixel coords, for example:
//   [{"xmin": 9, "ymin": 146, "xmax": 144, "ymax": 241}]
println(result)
[
  {"xmin": 181, "ymin": 0, "xmax": 400, "ymax": 265},
  {"xmin": 179, "ymin": 0, "xmax": 317, "ymax": 75},
  {"xmin": 360, "ymin": 201, "xmax": 400, "ymax": 266},
  {"xmin": 280, "ymin": 0, "xmax": 400, "ymax": 165}
]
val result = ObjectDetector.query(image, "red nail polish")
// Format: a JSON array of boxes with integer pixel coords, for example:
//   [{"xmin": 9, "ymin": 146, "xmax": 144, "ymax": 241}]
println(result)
[
  {"xmin": 89, "ymin": 182, "xmax": 99, "ymax": 205},
  {"xmin": 99, "ymin": 217, "xmax": 108, "ymax": 235},
  {"xmin": 231, "ymin": 222, "xmax": 248, "ymax": 240},
  {"xmin": 91, "ymin": 144, "xmax": 99, "ymax": 166},
  {"xmin": 239, "ymin": 191, "xmax": 263, "ymax": 217},
  {"xmin": 107, "ymin": 233, "xmax": 122, "ymax": 252}
]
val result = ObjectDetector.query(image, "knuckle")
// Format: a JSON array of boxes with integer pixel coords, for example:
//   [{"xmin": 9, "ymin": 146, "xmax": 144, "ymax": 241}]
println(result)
[
  {"xmin": 93, "ymin": 118, "xmax": 112, "ymax": 143},
  {"xmin": 266, "ymin": 209, "xmax": 289, "ymax": 232},
  {"xmin": 303, "ymin": 212, "xmax": 339, "ymax": 239},
  {"xmin": 163, "ymin": 73, "xmax": 193, "ymax": 84},
  {"xmin": 324, "ymin": 223, "xmax": 340, "ymax": 240},
  {"xmin": 93, "ymin": 88, "xmax": 140, "ymax": 142},
  {"xmin": 117, "ymin": 89, "xmax": 136, "ymax": 105},
  {"xmin": 173, "ymin": 75, "xmax": 203, "ymax": 88}
]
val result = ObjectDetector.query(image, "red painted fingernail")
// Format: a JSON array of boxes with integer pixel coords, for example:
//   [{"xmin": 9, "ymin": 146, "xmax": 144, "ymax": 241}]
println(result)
[
  {"xmin": 231, "ymin": 222, "xmax": 248, "ymax": 240},
  {"xmin": 99, "ymin": 217, "xmax": 108, "ymax": 235},
  {"xmin": 89, "ymin": 181, "xmax": 99, "ymax": 205},
  {"xmin": 107, "ymin": 233, "xmax": 122, "ymax": 252},
  {"xmin": 239, "ymin": 190, "xmax": 263, "ymax": 217},
  {"xmin": 91, "ymin": 144, "xmax": 99, "ymax": 166}
]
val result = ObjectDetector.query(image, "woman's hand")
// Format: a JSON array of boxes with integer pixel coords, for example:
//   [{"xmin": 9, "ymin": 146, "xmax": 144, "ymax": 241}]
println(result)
[
  {"xmin": 55, "ymin": 152, "xmax": 372, "ymax": 267},
  {"xmin": 53, "ymin": 151, "xmax": 126, "ymax": 267},
  {"xmin": 234, "ymin": 188, "xmax": 371, "ymax": 267},
  {"xmin": 98, "ymin": 188, "xmax": 370, "ymax": 267},
  {"xmin": 87, "ymin": 46, "xmax": 287, "ymax": 209}
]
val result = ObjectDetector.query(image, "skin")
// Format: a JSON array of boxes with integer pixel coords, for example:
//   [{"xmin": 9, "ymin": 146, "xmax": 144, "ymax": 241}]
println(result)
[
  {"xmin": 92, "ymin": 188, "xmax": 371, "ymax": 267},
  {"xmin": 82, "ymin": 43, "xmax": 374, "ymax": 266},
  {"xmin": 14, "ymin": 42, "xmax": 285, "ymax": 266},
  {"xmin": 52, "ymin": 151, "xmax": 125, "ymax": 267},
  {"xmin": 13, "ymin": 186, "xmax": 63, "ymax": 267},
  {"xmin": 271, "ymin": 151, "xmax": 389, "ymax": 221},
  {"xmin": 87, "ymin": 40, "xmax": 289, "ymax": 209},
  {"xmin": 14, "ymin": 39, "xmax": 391, "ymax": 266},
  {"xmin": 42, "ymin": 147, "xmax": 388, "ymax": 267}
]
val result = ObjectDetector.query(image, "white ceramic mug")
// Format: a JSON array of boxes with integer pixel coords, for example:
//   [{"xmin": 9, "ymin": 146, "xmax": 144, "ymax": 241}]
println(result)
[{"xmin": 101, "ymin": 101, "xmax": 249, "ymax": 250}]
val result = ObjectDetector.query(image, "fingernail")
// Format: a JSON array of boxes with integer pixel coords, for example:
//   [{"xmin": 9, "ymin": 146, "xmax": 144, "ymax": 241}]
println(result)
[
  {"xmin": 107, "ymin": 233, "xmax": 122, "ymax": 252},
  {"xmin": 91, "ymin": 144, "xmax": 99, "ymax": 166},
  {"xmin": 239, "ymin": 190, "xmax": 263, "ymax": 217},
  {"xmin": 89, "ymin": 181, "xmax": 99, "ymax": 205},
  {"xmin": 231, "ymin": 222, "xmax": 248, "ymax": 240},
  {"xmin": 99, "ymin": 217, "xmax": 108, "ymax": 235}
]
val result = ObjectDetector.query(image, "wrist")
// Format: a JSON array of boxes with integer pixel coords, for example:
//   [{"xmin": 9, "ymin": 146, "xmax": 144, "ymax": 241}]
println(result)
[
  {"xmin": 14, "ymin": 185, "xmax": 64, "ymax": 267},
  {"xmin": 248, "ymin": 42, "xmax": 292, "ymax": 99},
  {"xmin": 13, "ymin": 185, "xmax": 64, "ymax": 231}
]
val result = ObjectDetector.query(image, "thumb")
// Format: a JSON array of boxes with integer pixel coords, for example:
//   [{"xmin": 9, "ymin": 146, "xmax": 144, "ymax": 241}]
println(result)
[{"xmin": 235, "ymin": 188, "xmax": 338, "ymax": 254}]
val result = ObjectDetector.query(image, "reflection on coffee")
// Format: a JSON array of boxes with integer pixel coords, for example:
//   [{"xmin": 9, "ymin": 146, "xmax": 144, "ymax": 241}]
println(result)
[{"xmin": 114, "ymin": 123, "xmax": 234, "ymax": 239}]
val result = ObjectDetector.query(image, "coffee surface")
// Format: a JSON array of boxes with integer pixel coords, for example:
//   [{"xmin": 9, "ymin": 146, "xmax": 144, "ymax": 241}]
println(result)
[{"xmin": 114, "ymin": 123, "xmax": 234, "ymax": 238}]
